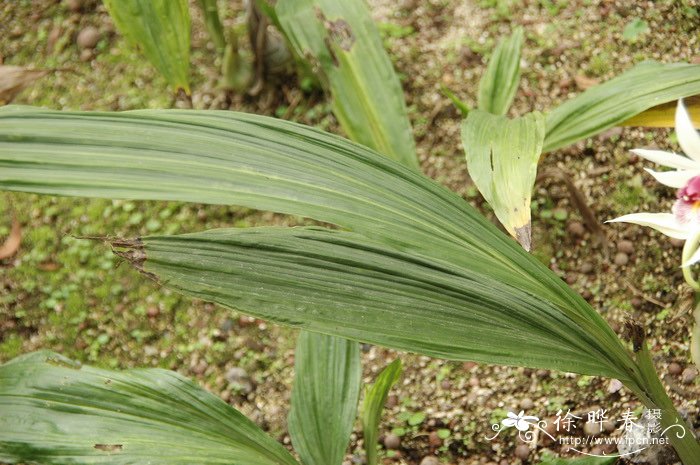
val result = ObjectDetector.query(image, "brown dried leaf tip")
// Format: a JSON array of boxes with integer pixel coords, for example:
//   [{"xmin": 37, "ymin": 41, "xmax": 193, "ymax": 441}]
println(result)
[
  {"xmin": 624, "ymin": 320, "xmax": 645, "ymax": 353},
  {"xmin": 110, "ymin": 238, "xmax": 158, "ymax": 283}
]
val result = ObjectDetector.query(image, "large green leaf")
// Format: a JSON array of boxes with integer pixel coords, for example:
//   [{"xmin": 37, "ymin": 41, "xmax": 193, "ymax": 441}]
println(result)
[
  {"xmin": 103, "ymin": 0, "xmax": 191, "ymax": 94},
  {"xmin": 543, "ymin": 61, "xmax": 700, "ymax": 152},
  {"xmin": 275, "ymin": 0, "xmax": 418, "ymax": 170},
  {"xmin": 361, "ymin": 360, "xmax": 401, "ymax": 465},
  {"xmin": 0, "ymin": 351, "xmax": 299, "ymax": 465},
  {"xmin": 109, "ymin": 226, "xmax": 628, "ymax": 379},
  {"xmin": 288, "ymin": 332, "xmax": 361, "ymax": 465},
  {"xmin": 461, "ymin": 110, "xmax": 545, "ymax": 250},
  {"xmin": 477, "ymin": 27, "xmax": 523, "ymax": 116},
  {"xmin": 0, "ymin": 107, "xmax": 638, "ymax": 382}
]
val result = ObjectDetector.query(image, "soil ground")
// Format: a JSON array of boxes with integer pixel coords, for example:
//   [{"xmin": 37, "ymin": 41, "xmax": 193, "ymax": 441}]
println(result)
[{"xmin": 1, "ymin": 1, "xmax": 699, "ymax": 464}]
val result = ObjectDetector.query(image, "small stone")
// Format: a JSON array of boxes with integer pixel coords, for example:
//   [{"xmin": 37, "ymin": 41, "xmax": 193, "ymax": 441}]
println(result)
[
  {"xmin": 469, "ymin": 375, "xmax": 479, "ymax": 387},
  {"xmin": 10, "ymin": 26, "xmax": 23, "ymax": 38},
  {"xmin": 192, "ymin": 360, "xmax": 207, "ymax": 375},
  {"xmin": 565, "ymin": 273, "xmax": 577, "ymax": 285},
  {"xmin": 428, "ymin": 431, "xmax": 442, "ymax": 447},
  {"xmin": 77, "ymin": 26, "xmax": 100, "ymax": 49},
  {"xmin": 440, "ymin": 379, "xmax": 451, "ymax": 389},
  {"xmin": 226, "ymin": 366, "xmax": 249, "ymax": 384},
  {"xmin": 514, "ymin": 444, "xmax": 530, "ymax": 460},
  {"xmin": 681, "ymin": 366, "xmax": 697, "ymax": 384},
  {"xmin": 581, "ymin": 289, "xmax": 593, "ymax": 301},
  {"xmin": 386, "ymin": 394, "xmax": 398, "ymax": 408},
  {"xmin": 668, "ymin": 362, "xmax": 682, "ymax": 375},
  {"xmin": 79, "ymin": 48, "xmax": 93, "ymax": 62},
  {"xmin": 419, "ymin": 457, "xmax": 439, "ymax": 465},
  {"xmin": 583, "ymin": 421, "xmax": 602, "ymax": 436},
  {"xmin": 567, "ymin": 221, "xmax": 585, "ymax": 237},
  {"xmin": 617, "ymin": 240, "xmax": 634, "ymax": 254},
  {"xmin": 614, "ymin": 252, "xmax": 629, "ymax": 266},
  {"xmin": 631, "ymin": 297, "xmax": 644, "ymax": 309},
  {"xmin": 607, "ymin": 379, "xmax": 623, "ymax": 394},
  {"xmin": 65, "ymin": 0, "xmax": 84, "ymax": 12},
  {"xmin": 383, "ymin": 433, "xmax": 401, "ymax": 450},
  {"xmin": 146, "ymin": 306, "xmax": 160, "ymax": 318},
  {"xmin": 580, "ymin": 262, "xmax": 594, "ymax": 274},
  {"xmin": 520, "ymin": 398, "xmax": 534, "ymax": 410},
  {"xmin": 603, "ymin": 420, "xmax": 616, "ymax": 432}
]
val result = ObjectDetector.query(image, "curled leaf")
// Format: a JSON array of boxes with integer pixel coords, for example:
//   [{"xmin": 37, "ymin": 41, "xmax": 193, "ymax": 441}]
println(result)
[{"xmin": 461, "ymin": 110, "xmax": 545, "ymax": 250}]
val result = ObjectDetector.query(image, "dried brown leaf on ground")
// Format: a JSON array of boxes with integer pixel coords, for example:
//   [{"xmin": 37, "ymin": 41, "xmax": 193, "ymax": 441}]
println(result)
[
  {"xmin": 0, "ymin": 66, "xmax": 50, "ymax": 105},
  {"xmin": 0, "ymin": 216, "xmax": 21, "ymax": 260}
]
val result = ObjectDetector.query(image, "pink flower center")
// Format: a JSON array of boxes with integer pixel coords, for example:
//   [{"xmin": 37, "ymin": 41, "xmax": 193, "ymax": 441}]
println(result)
[
  {"xmin": 677, "ymin": 175, "xmax": 700, "ymax": 203},
  {"xmin": 674, "ymin": 175, "xmax": 700, "ymax": 225}
]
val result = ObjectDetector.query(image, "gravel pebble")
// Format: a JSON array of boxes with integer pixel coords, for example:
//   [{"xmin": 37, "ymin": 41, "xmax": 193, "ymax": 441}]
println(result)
[
  {"xmin": 617, "ymin": 240, "xmax": 634, "ymax": 254},
  {"xmin": 681, "ymin": 367, "xmax": 697, "ymax": 384},
  {"xmin": 567, "ymin": 221, "xmax": 585, "ymax": 237},
  {"xmin": 614, "ymin": 252, "xmax": 629, "ymax": 266},
  {"xmin": 520, "ymin": 398, "xmax": 534, "ymax": 410},
  {"xmin": 514, "ymin": 444, "xmax": 530, "ymax": 460},
  {"xmin": 384, "ymin": 433, "xmax": 401, "ymax": 450},
  {"xmin": 668, "ymin": 362, "xmax": 682, "ymax": 375},
  {"xmin": 419, "ymin": 456, "xmax": 439, "ymax": 465},
  {"xmin": 77, "ymin": 26, "xmax": 100, "ymax": 49}
]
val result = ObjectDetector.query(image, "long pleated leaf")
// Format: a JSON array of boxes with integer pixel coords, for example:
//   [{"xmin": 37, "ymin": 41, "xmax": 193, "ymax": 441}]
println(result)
[
  {"xmin": 477, "ymin": 27, "xmax": 523, "ymax": 116},
  {"xmin": 103, "ymin": 0, "xmax": 191, "ymax": 94},
  {"xmin": 112, "ymin": 226, "xmax": 629, "ymax": 379},
  {"xmin": 275, "ymin": 0, "xmax": 418, "ymax": 170},
  {"xmin": 544, "ymin": 61, "xmax": 700, "ymax": 152},
  {"xmin": 361, "ymin": 360, "xmax": 401, "ymax": 465},
  {"xmin": 288, "ymin": 332, "xmax": 361, "ymax": 465},
  {"xmin": 0, "ymin": 351, "xmax": 299, "ymax": 465},
  {"xmin": 0, "ymin": 107, "xmax": 637, "ymax": 382}
]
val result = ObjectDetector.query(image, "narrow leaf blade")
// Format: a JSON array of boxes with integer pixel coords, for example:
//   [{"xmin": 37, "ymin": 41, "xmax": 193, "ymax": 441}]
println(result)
[
  {"xmin": 361, "ymin": 360, "xmax": 401, "ymax": 465},
  {"xmin": 477, "ymin": 27, "xmax": 523, "ymax": 116},
  {"xmin": 288, "ymin": 332, "xmax": 361, "ymax": 465},
  {"xmin": 103, "ymin": 0, "xmax": 191, "ymax": 93},
  {"xmin": 275, "ymin": 0, "xmax": 418, "ymax": 170},
  {"xmin": 544, "ymin": 61, "xmax": 700, "ymax": 152},
  {"xmin": 121, "ymin": 227, "xmax": 632, "ymax": 380},
  {"xmin": 0, "ymin": 351, "xmax": 299, "ymax": 465}
]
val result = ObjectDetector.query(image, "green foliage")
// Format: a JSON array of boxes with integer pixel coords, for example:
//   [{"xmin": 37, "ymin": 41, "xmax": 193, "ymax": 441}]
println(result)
[
  {"xmin": 197, "ymin": 0, "xmax": 226, "ymax": 53},
  {"xmin": 361, "ymin": 360, "xmax": 401, "ymax": 465},
  {"xmin": 0, "ymin": 107, "xmax": 638, "ymax": 381},
  {"xmin": 288, "ymin": 332, "xmax": 361, "ymax": 465},
  {"xmin": 0, "ymin": 351, "xmax": 299, "ymax": 465},
  {"xmin": 103, "ymin": 0, "xmax": 191, "ymax": 94},
  {"xmin": 622, "ymin": 18, "xmax": 650, "ymax": 43},
  {"xmin": 477, "ymin": 27, "xmax": 523, "ymax": 116},
  {"xmin": 275, "ymin": 0, "xmax": 418, "ymax": 170},
  {"xmin": 544, "ymin": 61, "xmax": 700, "ymax": 152},
  {"xmin": 461, "ymin": 110, "xmax": 545, "ymax": 250}
]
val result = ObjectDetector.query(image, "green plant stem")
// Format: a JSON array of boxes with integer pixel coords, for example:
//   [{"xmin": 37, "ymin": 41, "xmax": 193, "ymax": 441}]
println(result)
[
  {"xmin": 632, "ymin": 344, "xmax": 700, "ymax": 465},
  {"xmin": 682, "ymin": 233, "xmax": 700, "ymax": 291}
]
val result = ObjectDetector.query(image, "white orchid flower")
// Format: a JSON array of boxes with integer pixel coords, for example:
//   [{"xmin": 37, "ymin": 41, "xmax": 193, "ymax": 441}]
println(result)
[
  {"xmin": 609, "ymin": 100, "xmax": 700, "ymax": 267},
  {"xmin": 502, "ymin": 410, "xmax": 539, "ymax": 432}
]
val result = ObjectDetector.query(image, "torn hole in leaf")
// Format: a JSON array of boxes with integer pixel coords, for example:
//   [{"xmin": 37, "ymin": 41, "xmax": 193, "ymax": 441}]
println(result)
[{"xmin": 94, "ymin": 444, "xmax": 123, "ymax": 452}]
